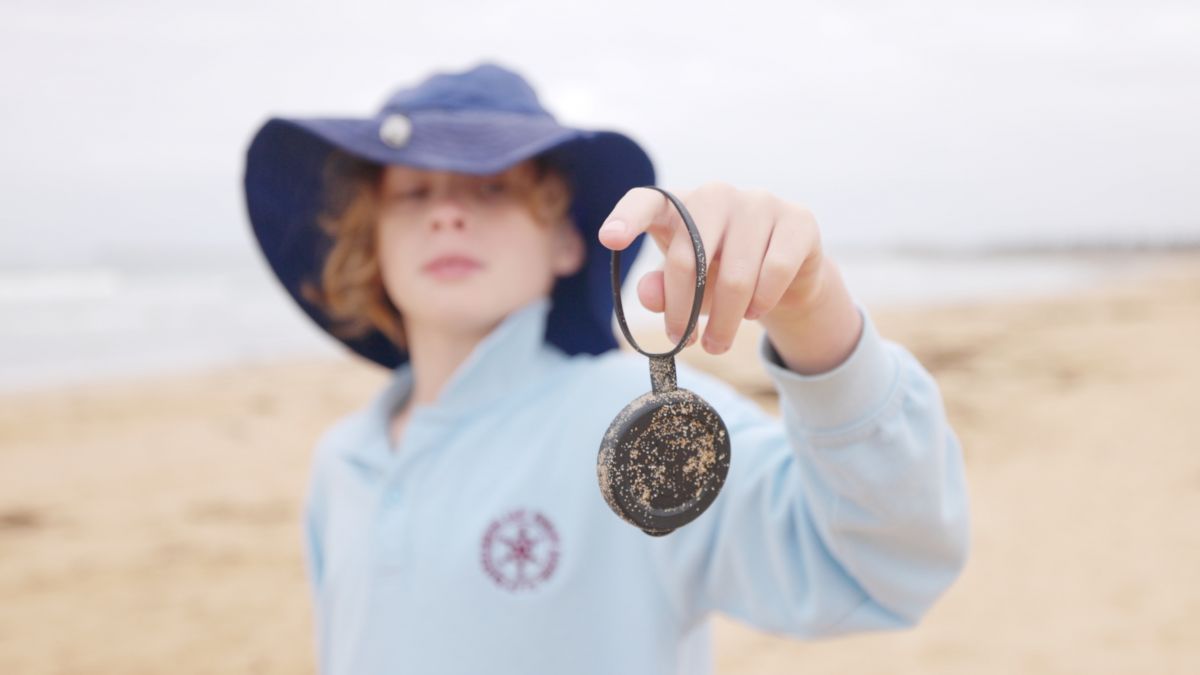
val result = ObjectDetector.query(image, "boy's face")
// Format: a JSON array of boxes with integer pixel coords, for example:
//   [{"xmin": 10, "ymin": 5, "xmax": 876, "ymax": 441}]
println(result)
[{"xmin": 375, "ymin": 162, "xmax": 583, "ymax": 337}]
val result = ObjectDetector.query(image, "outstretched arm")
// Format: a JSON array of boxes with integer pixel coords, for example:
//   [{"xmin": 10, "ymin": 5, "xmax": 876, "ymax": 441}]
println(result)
[
  {"xmin": 599, "ymin": 184, "xmax": 969, "ymax": 635},
  {"xmin": 656, "ymin": 307, "xmax": 969, "ymax": 635}
]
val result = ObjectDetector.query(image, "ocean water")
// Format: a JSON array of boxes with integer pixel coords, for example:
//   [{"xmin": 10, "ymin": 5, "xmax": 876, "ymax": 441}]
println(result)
[
  {"xmin": 0, "ymin": 247, "xmax": 1185, "ymax": 394},
  {"xmin": 0, "ymin": 265, "xmax": 342, "ymax": 393}
]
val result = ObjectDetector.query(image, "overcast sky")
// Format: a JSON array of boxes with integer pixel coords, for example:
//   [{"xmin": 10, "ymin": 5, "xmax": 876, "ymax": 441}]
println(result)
[{"xmin": 2, "ymin": 0, "xmax": 1197, "ymax": 270}]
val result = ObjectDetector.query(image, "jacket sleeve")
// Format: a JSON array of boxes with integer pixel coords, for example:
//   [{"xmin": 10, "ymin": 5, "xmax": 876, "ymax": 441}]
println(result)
[{"xmin": 649, "ymin": 305, "xmax": 970, "ymax": 637}]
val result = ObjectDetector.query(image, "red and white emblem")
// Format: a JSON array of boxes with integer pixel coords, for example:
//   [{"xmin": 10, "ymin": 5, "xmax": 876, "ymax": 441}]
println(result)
[{"xmin": 480, "ymin": 509, "xmax": 560, "ymax": 591}]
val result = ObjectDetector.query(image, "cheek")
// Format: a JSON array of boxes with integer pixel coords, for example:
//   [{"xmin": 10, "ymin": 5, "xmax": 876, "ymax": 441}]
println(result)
[
  {"xmin": 492, "ymin": 223, "xmax": 557, "ymax": 276},
  {"xmin": 375, "ymin": 223, "xmax": 417, "ymax": 288}
]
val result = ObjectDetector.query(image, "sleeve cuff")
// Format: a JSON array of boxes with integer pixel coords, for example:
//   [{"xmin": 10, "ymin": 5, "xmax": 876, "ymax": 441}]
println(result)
[{"xmin": 757, "ymin": 305, "xmax": 899, "ymax": 431}]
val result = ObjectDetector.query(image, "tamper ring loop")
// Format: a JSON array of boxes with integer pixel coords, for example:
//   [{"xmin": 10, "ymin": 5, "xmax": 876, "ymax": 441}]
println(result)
[{"xmin": 610, "ymin": 186, "xmax": 705, "ymax": 359}]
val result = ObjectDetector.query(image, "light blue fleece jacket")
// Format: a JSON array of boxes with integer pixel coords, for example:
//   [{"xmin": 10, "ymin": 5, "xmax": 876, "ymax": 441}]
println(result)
[{"xmin": 303, "ymin": 295, "xmax": 970, "ymax": 675}]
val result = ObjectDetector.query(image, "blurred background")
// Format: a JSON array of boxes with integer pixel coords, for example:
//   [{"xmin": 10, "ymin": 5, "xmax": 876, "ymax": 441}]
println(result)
[{"xmin": 1, "ymin": 1, "xmax": 1197, "ymax": 673}]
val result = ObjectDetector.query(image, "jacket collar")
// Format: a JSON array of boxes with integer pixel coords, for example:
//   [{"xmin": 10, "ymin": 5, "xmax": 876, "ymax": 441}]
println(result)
[{"xmin": 348, "ymin": 296, "xmax": 568, "ymax": 470}]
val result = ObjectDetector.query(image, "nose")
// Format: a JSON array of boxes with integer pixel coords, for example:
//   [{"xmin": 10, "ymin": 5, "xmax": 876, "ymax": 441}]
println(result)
[{"xmin": 427, "ymin": 199, "xmax": 468, "ymax": 233}]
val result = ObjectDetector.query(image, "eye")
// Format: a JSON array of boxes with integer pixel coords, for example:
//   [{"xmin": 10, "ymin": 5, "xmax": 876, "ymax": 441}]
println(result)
[
  {"xmin": 391, "ymin": 185, "xmax": 429, "ymax": 201},
  {"xmin": 482, "ymin": 180, "xmax": 507, "ymax": 195}
]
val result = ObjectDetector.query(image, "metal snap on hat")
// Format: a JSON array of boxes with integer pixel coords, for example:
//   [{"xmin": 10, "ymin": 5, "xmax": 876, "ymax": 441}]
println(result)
[
  {"xmin": 378, "ymin": 113, "xmax": 413, "ymax": 148},
  {"xmin": 242, "ymin": 62, "xmax": 656, "ymax": 369}
]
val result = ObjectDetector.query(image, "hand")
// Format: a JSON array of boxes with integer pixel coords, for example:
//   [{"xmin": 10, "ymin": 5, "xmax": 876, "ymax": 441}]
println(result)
[{"xmin": 598, "ymin": 183, "xmax": 862, "ymax": 374}]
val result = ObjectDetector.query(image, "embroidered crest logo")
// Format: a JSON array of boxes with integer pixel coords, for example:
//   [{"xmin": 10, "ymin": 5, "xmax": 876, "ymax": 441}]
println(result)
[{"xmin": 480, "ymin": 509, "xmax": 560, "ymax": 591}]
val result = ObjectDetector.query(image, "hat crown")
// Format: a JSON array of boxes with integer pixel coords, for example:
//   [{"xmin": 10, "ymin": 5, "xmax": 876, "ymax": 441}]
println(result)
[{"xmin": 381, "ymin": 62, "xmax": 554, "ymax": 119}]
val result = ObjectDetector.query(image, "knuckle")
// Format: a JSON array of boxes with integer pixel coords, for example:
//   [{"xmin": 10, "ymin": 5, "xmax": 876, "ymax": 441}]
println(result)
[
  {"xmin": 744, "ymin": 188, "xmax": 776, "ymax": 208},
  {"xmin": 791, "ymin": 204, "xmax": 817, "ymax": 226},
  {"xmin": 718, "ymin": 267, "xmax": 755, "ymax": 295},
  {"xmin": 697, "ymin": 180, "xmax": 736, "ymax": 200},
  {"xmin": 762, "ymin": 250, "xmax": 793, "ymax": 276},
  {"xmin": 666, "ymin": 245, "xmax": 697, "ymax": 273}
]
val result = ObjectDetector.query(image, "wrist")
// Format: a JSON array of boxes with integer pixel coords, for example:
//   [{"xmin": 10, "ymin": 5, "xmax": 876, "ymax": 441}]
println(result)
[{"xmin": 759, "ymin": 257, "xmax": 863, "ymax": 375}]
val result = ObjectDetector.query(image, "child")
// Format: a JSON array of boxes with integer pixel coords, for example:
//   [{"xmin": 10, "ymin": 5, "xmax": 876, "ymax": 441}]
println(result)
[{"xmin": 243, "ymin": 62, "xmax": 969, "ymax": 675}]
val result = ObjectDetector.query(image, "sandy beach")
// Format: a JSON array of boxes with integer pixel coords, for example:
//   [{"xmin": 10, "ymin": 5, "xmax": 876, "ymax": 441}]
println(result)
[{"xmin": 2, "ymin": 252, "xmax": 1198, "ymax": 674}]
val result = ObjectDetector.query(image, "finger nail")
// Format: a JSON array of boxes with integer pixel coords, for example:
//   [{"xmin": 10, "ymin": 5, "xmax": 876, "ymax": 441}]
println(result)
[
  {"xmin": 667, "ymin": 328, "xmax": 681, "ymax": 344},
  {"xmin": 600, "ymin": 219, "xmax": 627, "ymax": 236},
  {"xmin": 703, "ymin": 335, "xmax": 726, "ymax": 353}
]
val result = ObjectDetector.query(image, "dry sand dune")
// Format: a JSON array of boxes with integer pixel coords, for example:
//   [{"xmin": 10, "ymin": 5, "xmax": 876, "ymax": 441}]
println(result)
[{"xmin": 2, "ymin": 253, "xmax": 1197, "ymax": 674}]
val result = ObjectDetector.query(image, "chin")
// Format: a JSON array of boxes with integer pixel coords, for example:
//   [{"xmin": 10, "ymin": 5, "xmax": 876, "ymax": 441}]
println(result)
[
  {"xmin": 401, "ymin": 297, "xmax": 508, "ymax": 333},
  {"xmin": 392, "ymin": 279, "xmax": 547, "ymax": 334}
]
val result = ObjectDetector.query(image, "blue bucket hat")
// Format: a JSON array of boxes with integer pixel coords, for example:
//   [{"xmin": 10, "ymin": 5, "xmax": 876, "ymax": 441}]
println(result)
[{"xmin": 243, "ymin": 61, "xmax": 655, "ymax": 369}]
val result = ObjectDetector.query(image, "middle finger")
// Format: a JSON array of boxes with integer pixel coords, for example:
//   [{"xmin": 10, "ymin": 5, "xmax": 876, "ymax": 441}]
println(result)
[
  {"xmin": 701, "ymin": 191, "xmax": 776, "ymax": 353},
  {"xmin": 663, "ymin": 184, "xmax": 730, "ymax": 343}
]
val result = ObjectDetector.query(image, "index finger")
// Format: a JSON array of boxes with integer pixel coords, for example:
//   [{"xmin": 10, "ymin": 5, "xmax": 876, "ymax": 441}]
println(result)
[{"xmin": 597, "ymin": 187, "xmax": 683, "ymax": 253}]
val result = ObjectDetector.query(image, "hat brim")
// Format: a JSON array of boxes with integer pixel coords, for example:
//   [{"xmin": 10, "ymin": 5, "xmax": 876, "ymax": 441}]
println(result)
[{"xmin": 243, "ymin": 112, "xmax": 655, "ymax": 369}]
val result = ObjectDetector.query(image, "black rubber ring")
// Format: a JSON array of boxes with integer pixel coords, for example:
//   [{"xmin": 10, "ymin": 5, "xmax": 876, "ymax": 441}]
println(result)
[{"xmin": 611, "ymin": 186, "xmax": 706, "ymax": 359}]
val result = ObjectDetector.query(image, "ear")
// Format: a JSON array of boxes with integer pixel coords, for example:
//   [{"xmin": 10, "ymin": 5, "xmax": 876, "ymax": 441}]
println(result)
[{"xmin": 550, "ymin": 221, "xmax": 586, "ymax": 278}]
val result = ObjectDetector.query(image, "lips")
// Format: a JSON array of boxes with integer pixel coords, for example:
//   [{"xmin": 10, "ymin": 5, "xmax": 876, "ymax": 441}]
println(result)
[{"xmin": 422, "ymin": 254, "xmax": 483, "ymax": 280}]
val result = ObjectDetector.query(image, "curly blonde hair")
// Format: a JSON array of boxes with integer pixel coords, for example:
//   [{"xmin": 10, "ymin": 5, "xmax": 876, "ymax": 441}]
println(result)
[{"xmin": 300, "ymin": 151, "xmax": 575, "ymax": 351}]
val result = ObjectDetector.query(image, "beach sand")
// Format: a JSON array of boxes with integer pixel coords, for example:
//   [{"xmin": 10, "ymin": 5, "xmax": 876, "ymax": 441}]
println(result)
[{"xmin": 2, "ymin": 253, "xmax": 1198, "ymax": 674}]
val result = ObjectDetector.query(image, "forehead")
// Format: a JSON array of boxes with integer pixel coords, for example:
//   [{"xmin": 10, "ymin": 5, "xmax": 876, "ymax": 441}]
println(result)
[
  {"xmin": 380, "ymin": 160, "xmax": 532, "ymax": 184},
  {"xmin": 381, "ymin": 164, "xmax": 453, "ymax": 183}
]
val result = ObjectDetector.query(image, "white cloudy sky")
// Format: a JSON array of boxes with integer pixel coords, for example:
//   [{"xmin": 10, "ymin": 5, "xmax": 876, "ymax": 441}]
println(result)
[{"xmin": 2, "ymin": 0, "xmax": 1197, "ymax": 269}]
